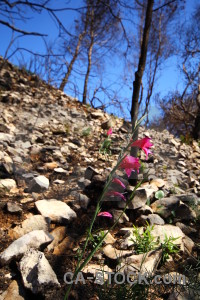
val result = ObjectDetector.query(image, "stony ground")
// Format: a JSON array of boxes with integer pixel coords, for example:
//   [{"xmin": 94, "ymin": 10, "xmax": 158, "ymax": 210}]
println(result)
[{"xmin": 0, "ymin": 57, "xmax": 200, "ymax": 300}]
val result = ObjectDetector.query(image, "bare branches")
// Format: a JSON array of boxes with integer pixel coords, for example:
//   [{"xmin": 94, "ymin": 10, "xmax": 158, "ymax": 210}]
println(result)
[
  {"xmin": 0, "ymin": 19, "xmax": 47, "ymax": 35},
  {"xmin": 153, "ymin": 0, "xmax": 177, "ymax": 12}
]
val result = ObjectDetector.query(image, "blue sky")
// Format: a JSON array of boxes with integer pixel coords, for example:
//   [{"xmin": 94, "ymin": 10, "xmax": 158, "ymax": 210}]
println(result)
[{"xmin": 1, "ymin": 0, "xmax": 198, "ymax": 121}]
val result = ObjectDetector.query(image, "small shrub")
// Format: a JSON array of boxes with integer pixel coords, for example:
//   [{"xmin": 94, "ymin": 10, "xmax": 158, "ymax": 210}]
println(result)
[
  {"xmin": 160, "ymin": 234, "xmax": 180, "ymax": 264},
  {"xmin": 131, "ymin": 223, "xmax": 159, "ymax": 254}
]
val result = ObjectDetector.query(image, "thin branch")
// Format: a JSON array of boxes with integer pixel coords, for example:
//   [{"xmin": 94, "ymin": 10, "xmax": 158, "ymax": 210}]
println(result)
[{"xmin": 0, "ymin": 19, "xmax": 47, "ymax": 35}]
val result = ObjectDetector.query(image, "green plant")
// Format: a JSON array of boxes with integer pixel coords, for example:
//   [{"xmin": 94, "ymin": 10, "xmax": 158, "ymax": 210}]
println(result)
[
  {"xmin": 82, "ymin": 127, "xmax": 92, "ymax": 137},
  {"xmin": 155, "ymin": 190, "xmax": 165, "ymax": 200},
  {"xmin": 139, "ymin": 160, "xmax": 146, "ymax": 173},
  {"xmin": 180, "ymin": 134, "xmax": 193, "ymax": 145},
  {"xmin": 160, "ymin": 234, "xmax": 180, "ymax": 264},
  {"xmin": 64, "ymin": 123, "xmax": 71, "ymax": 135},
  {"xmin": 146, "ymin": 198, "xmax": 151, "ymax": 206},
  {"xmin": 88, "ymin": 229, "xmax": 105, "ymax": 250},
  {"xmin": 131, "ymin": 223, "xmax": 159, "ymax": 254},
  {"xmin": 99, "ymin": 137, "xmax": 112, "ymax": 155},
  {"xmin": 64, "ymin": 115, "xmax": 151, "ymax": 299}
]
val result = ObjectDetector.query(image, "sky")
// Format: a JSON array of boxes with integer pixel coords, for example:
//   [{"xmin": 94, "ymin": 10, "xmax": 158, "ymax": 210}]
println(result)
[{"xmin": 0, "ymin": 0, "xmax": 198, "ymax": 122}]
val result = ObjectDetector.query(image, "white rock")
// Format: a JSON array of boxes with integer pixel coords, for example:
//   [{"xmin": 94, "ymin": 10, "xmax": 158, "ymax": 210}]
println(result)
[
  {"xmin": 35, "ymin": 199, "xmax": 77, "ymax": 223},
  {"xmin": 27, "ymin": 175, "xmax": 49, "ymax": 192},
  {"xmin": 0, "ymin": 230, "xmax": 53, "ymax": 265},
  {"xmin": 19, "ymin": 249, "xmax": 60, "ymax": 293},
  {"xmin": 9, "ymin": 215, "xmax": 50, "ymax": 239},
  {"xmin": 0, "ymin": 179, "xmax": 17, "ymax": 191}
]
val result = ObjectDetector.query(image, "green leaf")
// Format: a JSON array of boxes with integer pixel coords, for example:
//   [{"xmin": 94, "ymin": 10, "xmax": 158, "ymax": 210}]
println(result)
[{"xmin": 155, "ymin": 190, "xmax": 165, "ymax": 200}]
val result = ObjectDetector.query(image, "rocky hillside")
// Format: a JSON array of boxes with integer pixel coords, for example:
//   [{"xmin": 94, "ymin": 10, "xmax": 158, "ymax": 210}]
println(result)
[{"xmin": 0, "ymin": 56, "xmax": 200, "ymax": 300}]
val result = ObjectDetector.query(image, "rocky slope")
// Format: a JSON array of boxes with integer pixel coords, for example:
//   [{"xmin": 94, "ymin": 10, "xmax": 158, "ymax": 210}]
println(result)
[{"xmin": 0, "ymin": 57, "xmax": 200, "ymax": 300}]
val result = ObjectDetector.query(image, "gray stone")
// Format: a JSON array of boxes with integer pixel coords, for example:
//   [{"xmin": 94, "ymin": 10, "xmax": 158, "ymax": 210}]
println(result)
[
  {"xmin": 0, "ymin": 133, "xmax": 14, "ymax": 143},
  {"xmin": 47, "ymin": 227, "xmax": 67, "ymax": 252},
  {"xmin": 103, "ymin": 244, "xmax": 133, "ymax": 260},
  {"xmin": 0, "ymin": 280, "xmax": 25, "ymax": 300},
  {"xmin": 101, "ymin": 119, "xmax": 113, "ymax": 130},
  {"xmin": 35, "ymin": 199, "xmax": 77, "ymax": 223},
  {"xmin": 175, "ymin": 222, "xmax": 197, "ymax": 236},
  {"xmin": 110, "ymin": 209, "xmax": 129, "ymax": 223},
  {"xmin": 85, "ymin": 166, "xmax": 98, "ymax": 180},
  {"xmin": 137, "ymin": 214, "xmax": 165, "ymax": 225},
  {"xmin": 7, "ymin": 202, "xmax": 22, "ymax": 214},
  {"xmin": 118, "ymin": 249, "xmax": 162, "ymax": 275},
  {"xmin": 151, "ymin": 197, "xmax": 196, "ymax": 221},
  {"xmin": 78, "ymin": 194, "xmax": 90, "ymax": 209},
  {"xmin": 19, "ymin": 249, "xmax": 60, "ymax": 293},
  {"xmin": 9, "ymin": 215, "xmax": 50, "ymax": 239},
  {"xmin": 0, "ymin": 179, "xmax": 16, "ymax": 191},
  {"xmin": 0, "ymin": 230, "xmax": 53, "ymax": 265},
  {"xmin": 118, "ymin": 189, "xmax": 147, "ymax": 209},
  {"xmin": 27, "ymin": 175, "xmax": 49, "ymax": 193},
  {"xmin": 82, "ymin": 264, "xmax": 112, "ymax": 283},
  {"xmin": 77, "ymin": 177, "xmax": 91, "ymax": 189}
]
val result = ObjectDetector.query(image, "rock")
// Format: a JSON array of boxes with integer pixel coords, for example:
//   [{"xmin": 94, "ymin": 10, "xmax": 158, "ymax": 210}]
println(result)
[
  {"xmin": 53, "ymin": 179, "xmax": 65, "ymax": 184},
  {"xmin": 9, "ymin": 215, "xmax": 50, "ymax": 239},
  {"xmin": 91, "ymin": 111, "xmax": 104, "ymax": 118},
  {"xmin": 35, "ymin": 199, "xmax": 77, "ymax": 223},
  {"xmin": 102, "ymin": 231, "xmax": 116, "ymax": 245},
  {"xmin": 85, "ymin": 166, "xmax": 99, "ymax": 180},
  {"xmin": 54, "ymin": 167, "xmax": 68, "ymax": 173},
  {"xmin": 82, "ymin": 264, "xmax": 112, "ymax": 283},
  {"xmin": 0, "ymin": 133, "xmax": 14, "ymax": 143},
  {"xmin": 0, "ymin": 280, "xmax": 25, "ymax": 300},
  {"xmin": 103, "ymin": 244, "xmax": 133, "ymax": 260},
  {"xmin": 183, "ymin": 236, "xmax": 195, "ymax": 254},
  {"xmin": 150, "ymin": 178, "xmax": 167, "ymax": 188},
  {"xmin": 118, "ymin": 189, "xmax": 148, "ymax": 209},
  {"xmin": 0, "ymin": 179, "xmax": 17, "ymax": 191},
  {"xmin": 175, "ymin": 222, "xmax": 197, "ymax": 236},
  {"xmin": 137, "ymin": 205, "xmax": 153, "ymax": 215},
  {"xmin": 0, "ymin": 230, "xmax": 53, "ymax": 265},
  {"xmin": 101, "ymin": 119, "xmax": 113, "ymax": 130},
  {"xmin": 43, "ymin": 162, "xmax": 58, "ymax": 170},
  {"xmin": 7, "ymin": 202, "xmax": 22, "ymax": 214},
  {"xmin": 151, "ymin": 197, "xmax": 196, "ymax": 221},
  {"xmin": 137, "ymin": 214, "xmax": 165, "ymax": 226},
  {"xmin": 110, "ymin": 209, "xmax": 129, "ymax": 223},
  {"xmin": 26, "ymin": 175, "xmax": 49, "ymax": 193},
  {"xmin": 118, "ymin": 249, "xmax": 162, "ymax": 275},
  {"xmin": 53, "ymin": 236, "xmax": 75, "ymax": 255},
  {"xmin": 0, "ymin": 162, "xmax": 13, "ymax": 178},
  {"xmin": 19, "ymin": 249, "xmax": 60, "ymax": 293},
  {"xmin": 174, "ymin": 193, "xmax": 199, "ymax": 205},
  {"xmin": 77, "ymin": 177, "xmax": 91, "ymax": 189},
  {"xmin": 47, "ymin": 227, "xmax": 67, "ymax": 252},
  {"xmin": 151, "ymin": 225, "xmax": 185, "ymax": 251},
  {"xmin": 78, "ymin": 194, "xmax": 90, "ymax": 209}
]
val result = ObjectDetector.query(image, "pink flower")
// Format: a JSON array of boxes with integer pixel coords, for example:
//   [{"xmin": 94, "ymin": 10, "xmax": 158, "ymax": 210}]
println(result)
[
  {"xmin": 106, "ymin": 191, "xmax": 126, "ymax": 201},
  {"xmin": 112, "ymin": 178, "xmax": 126, "ymax": 189},
  {"xmin": 119, "ymin": 155, "xmax": 140, "ymax": 177},
  {"xmin": 131, "ymin": 137, "xmax": 153, "ymax": 160},
  {"xmin": 107, "ymin": 128, "xmax": 112, "ymax": 136},
  {"xmin": 97, "ymin": 212, "xmax": 112, "ymax": 218}
]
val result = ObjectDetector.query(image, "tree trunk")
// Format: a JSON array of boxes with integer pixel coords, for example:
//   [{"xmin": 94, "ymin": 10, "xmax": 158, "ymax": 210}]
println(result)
[
  {"xmin": 59, "ymin": 32, "xmax": 85, "ymax": 91},
  {"xmin": 192, "ymin": 84, "xmax": 200, "ymax": 140},
  {"xmin": 82, "ymin": 8, "xmax": 94, "ymax": 105},
  {"xmin": 129, "ymin": 0, "xmax": 154, "ymax": 184},
  {"xmin": 131, "ymin": 0, "xmax": 154, "ymax": 127},
  {"xmin": 82, "ymin": 40, "xmax": 93, "ymax": 104}
]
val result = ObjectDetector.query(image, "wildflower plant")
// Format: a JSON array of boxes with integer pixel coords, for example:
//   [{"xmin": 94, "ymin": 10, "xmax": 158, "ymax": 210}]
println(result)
[
  {"xmin": 160, "ymin": 234, "xmax": 180, "ymax": 264},
  {"xmin": 99, "ymin": 128, "xmax": 113, "ymax": 155},
  {"xmin": 64, "ymin": 115, "xmax": 153, "ymax": 299},
  {"xmin": 131, "ymin": 223, "xmax": 159, "ymax": 254}
]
